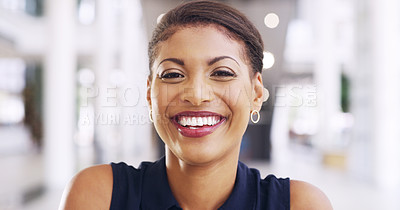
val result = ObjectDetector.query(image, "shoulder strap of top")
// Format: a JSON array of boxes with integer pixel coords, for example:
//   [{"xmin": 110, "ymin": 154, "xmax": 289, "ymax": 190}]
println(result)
[
  {"xmin": 260, "ymin": 174, "xmax": 290, "ymax": 210},
  {"xmin": 110, "ymin": 162, "xmax": 151, "ymax": 210}
]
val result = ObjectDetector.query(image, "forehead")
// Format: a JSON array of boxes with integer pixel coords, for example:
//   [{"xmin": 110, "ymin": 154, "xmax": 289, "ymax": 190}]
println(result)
[{"xmin": 156, "ymin": 25, "xmax": 246, "ymax": 63}]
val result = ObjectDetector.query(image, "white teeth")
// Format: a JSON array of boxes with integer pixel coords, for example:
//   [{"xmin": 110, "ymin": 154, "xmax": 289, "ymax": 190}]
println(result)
[
  {"xmin": 181, "ymin": 118, "xmax": 187, "ymax": 126},
  {"xmin": 207, "ymin": 116, "xmax": 212, "ymax": 125},
  {"xmin": 202, "ymin": 117, "xmax": 207, "ymax": 125},
  {"xmin": 178, "ymin": 116, "xmax": 221, "ymax": 127}
]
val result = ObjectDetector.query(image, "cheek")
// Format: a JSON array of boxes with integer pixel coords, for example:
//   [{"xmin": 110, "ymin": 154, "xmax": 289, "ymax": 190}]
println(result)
[
  {"xmin": 217, "ymin": 82, "xmax": 252, "ymax": 111},
  {"xmin": 150, "ymin": 85, "xmax": 175, "ymax": 136},
  {"xmin": 151, "ymin": 84, "xmax": 179, "ymax": 114}
]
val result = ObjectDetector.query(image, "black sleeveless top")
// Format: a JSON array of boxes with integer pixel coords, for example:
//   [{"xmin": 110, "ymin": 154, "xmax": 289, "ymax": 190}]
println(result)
[{"xmin": 110, "ymin": 157, "xmax": 290, "ymax": 210}]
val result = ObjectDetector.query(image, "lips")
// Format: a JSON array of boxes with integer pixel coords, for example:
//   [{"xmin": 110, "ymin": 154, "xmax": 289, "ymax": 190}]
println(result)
[{"xmin": 171, "ymin": 111, "xmax": 226, "ymax": 138}]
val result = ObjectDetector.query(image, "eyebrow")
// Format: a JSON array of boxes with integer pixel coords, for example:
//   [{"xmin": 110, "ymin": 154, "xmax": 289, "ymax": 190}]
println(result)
[
  {"xmin": 208, "ymin": 56, "xmax": 240, "ymax": 67},
  {"xmin": 157, "ymin": 58, "xmax": 185, "ymax": 68},
  {"xmin": 157, "ymin": 56, "xmax": 240, "ymax": 68}
]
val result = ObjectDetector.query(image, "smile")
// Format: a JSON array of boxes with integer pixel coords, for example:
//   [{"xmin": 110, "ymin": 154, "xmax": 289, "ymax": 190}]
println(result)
[{"xmin": 171, "ymin": 111, "xmax": 226, "ymax": 138}]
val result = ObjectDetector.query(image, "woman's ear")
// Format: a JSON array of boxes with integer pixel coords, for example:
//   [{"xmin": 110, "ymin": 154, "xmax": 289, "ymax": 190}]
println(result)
[
  {"xmin": 252, "ymin": 72, "xmax": 266, "ymax": 110},
  {"xmin": 146, "ymin": 78, "xmax": 152, "ymax": 110},
  {"xmin": 263, "ymin": 87, "xmax": 270, "ymax": 102}
]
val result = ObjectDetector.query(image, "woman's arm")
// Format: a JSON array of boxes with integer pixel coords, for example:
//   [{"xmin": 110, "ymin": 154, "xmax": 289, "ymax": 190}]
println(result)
[
  {"xmin": 290, "ymin": 180, "xmax": 333, "ymax": 210},
  {"xmin": 58, "ymin": 164, "xmax": 113, "ymax": 210}
]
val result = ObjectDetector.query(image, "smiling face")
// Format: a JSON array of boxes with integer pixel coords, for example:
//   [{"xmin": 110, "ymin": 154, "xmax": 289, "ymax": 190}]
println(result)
[{"xmin": 147, "ymin": 25, "xmax": 264, "ymax": 165}]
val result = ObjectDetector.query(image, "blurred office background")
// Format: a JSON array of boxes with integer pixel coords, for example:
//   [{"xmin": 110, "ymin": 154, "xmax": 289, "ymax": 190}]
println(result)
[{"xmin": 0, "ymin": 0, "xmax": 399, "ymax": 209}]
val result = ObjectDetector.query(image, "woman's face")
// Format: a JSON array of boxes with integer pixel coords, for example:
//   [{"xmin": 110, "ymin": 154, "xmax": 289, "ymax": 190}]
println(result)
[{"xmin": 147, "ymin": 25, "xmax": 264, "ymax": 165}]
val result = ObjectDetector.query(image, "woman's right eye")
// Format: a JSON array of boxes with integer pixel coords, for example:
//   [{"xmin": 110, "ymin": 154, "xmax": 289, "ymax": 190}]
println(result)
[
  {"xmin": 161, "ymin": 72, "xmax": 184, "ymax": 79},
  {"xmin": 159, "ymin": 70, "xmax": 185, "ymax": 83}
]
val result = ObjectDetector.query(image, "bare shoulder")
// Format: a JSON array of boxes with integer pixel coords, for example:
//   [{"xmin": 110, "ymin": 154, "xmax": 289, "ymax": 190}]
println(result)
[
  {"xmin": 59, "ymin": 164, "xmax": 113, "ymax": 210},
  {"xmin": 290, "ymin": 180, "xmax": 333, "ymax": 210}
]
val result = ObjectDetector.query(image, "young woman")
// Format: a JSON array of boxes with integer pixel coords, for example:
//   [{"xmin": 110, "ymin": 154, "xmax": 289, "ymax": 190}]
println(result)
[{"xmin": 59, "ymin": 1, "xmax": 332, "ymax": 209}]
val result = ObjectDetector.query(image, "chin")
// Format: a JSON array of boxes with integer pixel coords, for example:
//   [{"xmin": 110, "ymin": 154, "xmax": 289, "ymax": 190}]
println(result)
[
  {"xmin": 171, "ymin": 143, "xmax": 237, "ymax": 166},
  {"xmin": 186, "ymin": 152, "xmax": 219, "ymax": 165}
]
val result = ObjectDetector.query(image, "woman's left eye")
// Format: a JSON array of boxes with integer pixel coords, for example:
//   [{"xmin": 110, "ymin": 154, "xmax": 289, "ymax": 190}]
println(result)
[{"xmin": 210, "ymin": 69, "xmax": 236, "ymax": 78}]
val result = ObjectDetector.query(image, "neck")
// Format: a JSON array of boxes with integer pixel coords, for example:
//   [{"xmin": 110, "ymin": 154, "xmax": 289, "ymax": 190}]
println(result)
[{"xmin": 165, "ymin": 149, "xmax": 239, "ymax": 210}]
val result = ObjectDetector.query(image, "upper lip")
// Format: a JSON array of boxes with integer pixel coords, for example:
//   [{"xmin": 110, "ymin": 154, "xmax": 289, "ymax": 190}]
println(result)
[{"xmin": 171, "ymin": 111, "xmax": 225, "ymax": 119}]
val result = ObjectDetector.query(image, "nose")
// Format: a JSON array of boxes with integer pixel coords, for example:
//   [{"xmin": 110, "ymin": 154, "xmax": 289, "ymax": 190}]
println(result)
[{"xmin": 180, "ymin": 77, "xmax": 214, "ymax": 106}]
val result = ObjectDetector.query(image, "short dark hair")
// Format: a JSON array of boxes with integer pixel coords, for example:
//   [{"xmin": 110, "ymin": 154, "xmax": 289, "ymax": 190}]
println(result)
[{"xmin": 148, "ymin": 0, "xmax": 264, "ymax": 76}]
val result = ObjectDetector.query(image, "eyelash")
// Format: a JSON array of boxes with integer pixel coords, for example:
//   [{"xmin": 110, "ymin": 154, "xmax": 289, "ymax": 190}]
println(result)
[
  {"xmin": 210, "ymin": 69, "xmax": 236, "ymax": 77},
  {"xmin": 159, "ymin": 72, "xmax": 184, "ymax": 79}
]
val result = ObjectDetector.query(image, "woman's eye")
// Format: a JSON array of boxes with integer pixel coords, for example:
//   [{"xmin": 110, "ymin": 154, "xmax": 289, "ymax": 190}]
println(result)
[
  {"xmin": 161, "ymin": 72, "xmax": 184, "ymax": 79},
  {"xmin": 159, "ymin": 70, "xmax": 185, "ymax": 83},
  {"xmin": 210, "ymin": 69, "xmax": 236, "ymax": 78}
]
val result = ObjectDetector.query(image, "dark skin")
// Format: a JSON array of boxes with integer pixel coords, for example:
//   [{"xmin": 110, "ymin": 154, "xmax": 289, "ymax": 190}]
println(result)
[
  {"xmin": 59, "ymin": 164, "xmax": 332, "ymax": 210},
  {"xmin": 59, "ymin": 26, "xmax": 333, "ymax": 210}
]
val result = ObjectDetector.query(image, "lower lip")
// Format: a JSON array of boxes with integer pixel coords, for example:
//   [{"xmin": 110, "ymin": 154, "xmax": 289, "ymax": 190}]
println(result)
[{"xmin": 171, "ymin": 118, "xmax": 226, "ymax": 138}]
